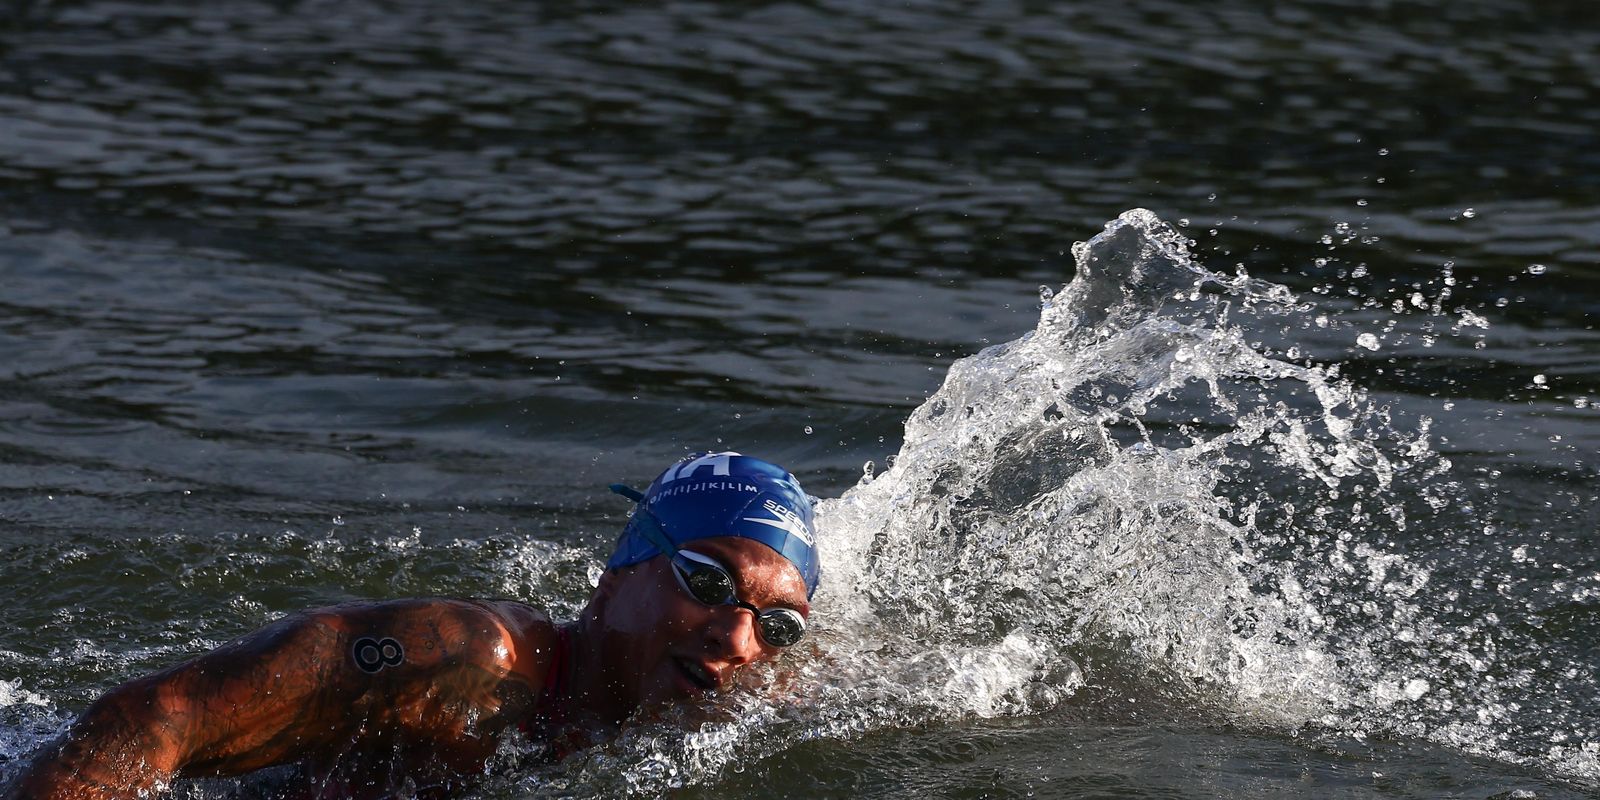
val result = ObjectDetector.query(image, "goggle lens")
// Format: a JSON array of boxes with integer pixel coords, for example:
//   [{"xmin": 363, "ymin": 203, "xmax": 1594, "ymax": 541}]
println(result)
[
  {"xmin": 755, "ymin": 607, "xmax": 805, "ymax": 647},
  {"xmin": 682, "ymin": 562, "xmax": 736, "ymax": 605}
]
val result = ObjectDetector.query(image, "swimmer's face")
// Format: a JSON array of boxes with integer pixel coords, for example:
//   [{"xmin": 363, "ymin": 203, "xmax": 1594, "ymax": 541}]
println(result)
[{"xmin": 597, "ymin": 536, "xmax": 809, "ymax": 709}]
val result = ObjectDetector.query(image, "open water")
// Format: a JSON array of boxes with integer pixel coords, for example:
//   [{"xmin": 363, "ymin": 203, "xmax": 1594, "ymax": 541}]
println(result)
[{"xmin": 1, "ymin": 1, "xmax": 1597, "ymax": 797}]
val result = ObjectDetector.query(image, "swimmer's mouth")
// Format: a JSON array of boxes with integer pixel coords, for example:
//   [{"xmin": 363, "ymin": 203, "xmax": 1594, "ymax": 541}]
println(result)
[{"xmin": 675, "ymin": 658, "xmax": 719, "ymax": 691}]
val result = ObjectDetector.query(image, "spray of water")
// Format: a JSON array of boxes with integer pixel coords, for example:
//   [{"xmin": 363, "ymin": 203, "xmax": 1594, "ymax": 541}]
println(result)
[{"xmin": 817, "ymin": 208, "xmax": 1462, "ymax": 727}]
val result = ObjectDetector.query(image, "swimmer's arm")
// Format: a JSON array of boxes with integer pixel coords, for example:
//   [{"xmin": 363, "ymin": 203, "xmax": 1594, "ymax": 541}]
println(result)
[
  {"xmin": 4, "ymin": 600, "xmax": 554, "ymax": 799},
  {"xmin": 3, "ymin": 610, "xmax": 363, "ymax": 799}
]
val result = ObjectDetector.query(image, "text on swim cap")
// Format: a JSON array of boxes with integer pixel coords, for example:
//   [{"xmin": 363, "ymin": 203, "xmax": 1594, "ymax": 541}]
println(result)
[{"xmin": 648, "ymin": 481, "xmax": 761, "ymax": 504}]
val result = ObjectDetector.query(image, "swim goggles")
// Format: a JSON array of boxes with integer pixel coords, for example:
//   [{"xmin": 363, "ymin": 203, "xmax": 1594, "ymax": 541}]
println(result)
[
  {"xmin": 667, "ymin": 548, "xmax": 807, "ymax": 647},
  {"xmin": 611, "ymin": 487, "xmax": 807, "ymax": 648}
]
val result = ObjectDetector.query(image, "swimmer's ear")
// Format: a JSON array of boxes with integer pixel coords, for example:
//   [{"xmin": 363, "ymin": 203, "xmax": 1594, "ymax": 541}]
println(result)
[
  {"xmin": 589, "ymin": 562, "xmax": 649, "ymax": 609},
  {"xmin": 581, "ymin": 568, "xmax": 622, "ymax": 623},
  {"xmin": 592, "ymin": 567, "xmax": 625, "ymax": 601}
]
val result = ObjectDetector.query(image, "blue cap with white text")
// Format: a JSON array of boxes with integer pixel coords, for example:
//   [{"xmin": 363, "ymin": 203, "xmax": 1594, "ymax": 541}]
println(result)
[{"xmin": 607, "ymin": 452, "xmax": 820, "ymax": 599}]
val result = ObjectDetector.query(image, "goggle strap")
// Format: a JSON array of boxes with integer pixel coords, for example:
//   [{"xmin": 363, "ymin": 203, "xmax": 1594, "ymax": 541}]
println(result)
[
  {"xmin": 608, "ymin": 483, "xmax": 646, "ymax": 502},
  {"xmin": 621, "ymin": 499, "xmax": 679, "ymax": 558}
]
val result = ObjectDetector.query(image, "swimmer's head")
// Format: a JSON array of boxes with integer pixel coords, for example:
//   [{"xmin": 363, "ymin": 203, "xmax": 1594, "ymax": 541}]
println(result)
[{"xmin": 607, "ymin": 452, "xmax": 819, "ymax": 599}]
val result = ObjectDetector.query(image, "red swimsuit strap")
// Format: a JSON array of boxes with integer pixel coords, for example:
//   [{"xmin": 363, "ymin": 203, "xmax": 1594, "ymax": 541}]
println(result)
[
  {"xmin": 542, "ymin": 624, "xmax": 570, "ymax": 703},
  {"xmin": 522, "ymin": 625, "xmax": 571, "ymax": 737}
]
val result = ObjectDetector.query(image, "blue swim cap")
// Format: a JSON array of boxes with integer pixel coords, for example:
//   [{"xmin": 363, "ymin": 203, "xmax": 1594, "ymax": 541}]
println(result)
[{"xmin": 607, "ymin": 452, "xmax": 820, "ymax": 599}]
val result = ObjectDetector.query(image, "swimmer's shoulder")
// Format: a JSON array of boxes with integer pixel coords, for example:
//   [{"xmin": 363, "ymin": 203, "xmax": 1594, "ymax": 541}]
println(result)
[
  {"xmin": 294, "ymin": 598, "xmax": 558, "ymax": 689},
  {"xmin": 471, "ymin": 598, "xmax": 561, "ymax": 688}
]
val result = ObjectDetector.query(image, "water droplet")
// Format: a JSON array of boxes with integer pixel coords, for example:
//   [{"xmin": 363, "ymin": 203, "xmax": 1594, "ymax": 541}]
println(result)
[
  {"xmin": 1356, "ymin": 333, "xmax": 1381, "ymax": 351},
  {"xmin": 1038, "ymin": 285, "xmax": 1054, "ymax": 305},
  {"xmin": 332, "ymin": 515, "xmax": 345, "ymax": 526},
  {"xmin": 1378, "ymin": 148, "xmax": 1390, "ymax": 155},
  {"xmin": 1461, "ymin": 207, "xmax": 1477, "ymax": 218},
  {"xmin": 1207, "ymin": 193, "xmax": 1217, "ymax": 201},
  {"xmin": 1527, "ymin": 264, "xmax": 1547, "ymax": 275},
  {"xmin": 1403, "ymin": 678, "xmax": 1430, "ymax": 700},
  {"xmin": 1575, "ymin": 397, "xmax": 1590, "ymax": 409},
  {"xmin": 862, "ymin": 460, "xmax": 875, "ymax": 478},
  {"xmin": 1357, "ymin": 199, "xmax": 1368, "ymax": 206},
  {"xmin": 804, "ymin": 425, "xmax": 814, "ymax": 435},
  {"xmin": 1532, "ymin": 374, "xmax": 1547, "ymax": 386},
  {"xmin": 1409, "ymin": 292, "xmax": 1425, "ymax": 308}
]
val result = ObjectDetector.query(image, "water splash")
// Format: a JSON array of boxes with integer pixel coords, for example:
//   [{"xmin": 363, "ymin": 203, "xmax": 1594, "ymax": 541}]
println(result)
[{"xmin": 817, "ymin": 209, "xmax": 1390, "ymax": 724}]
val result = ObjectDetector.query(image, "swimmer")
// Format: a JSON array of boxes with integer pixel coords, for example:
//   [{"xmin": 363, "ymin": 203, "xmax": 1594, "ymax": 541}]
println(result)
[{"xmin": 3, "ymin": 452, "xmax": 819, "ymax": 800}]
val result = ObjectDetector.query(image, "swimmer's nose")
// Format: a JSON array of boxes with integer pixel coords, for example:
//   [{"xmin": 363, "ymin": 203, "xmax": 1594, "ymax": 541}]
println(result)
[{"xmin": 702, "ymin": 605, "xmax": 763, "ymax": 668}]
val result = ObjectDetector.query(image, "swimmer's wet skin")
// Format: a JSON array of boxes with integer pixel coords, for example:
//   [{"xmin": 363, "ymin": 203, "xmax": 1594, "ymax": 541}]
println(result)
[{"xmin": 1, "ymin": 452, "xmax": 818, "ymax": 800}]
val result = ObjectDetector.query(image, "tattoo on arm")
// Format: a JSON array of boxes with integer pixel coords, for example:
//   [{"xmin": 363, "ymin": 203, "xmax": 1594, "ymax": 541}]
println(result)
[{"xmin": 352, "ymin": 637, "xmax": 405, "ymax": 673}]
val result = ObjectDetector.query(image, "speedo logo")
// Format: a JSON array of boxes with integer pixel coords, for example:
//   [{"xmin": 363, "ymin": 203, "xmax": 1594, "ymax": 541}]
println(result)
[{"xmin": 742, "ymin": 498, "xmax": 814, "ymax": 548}]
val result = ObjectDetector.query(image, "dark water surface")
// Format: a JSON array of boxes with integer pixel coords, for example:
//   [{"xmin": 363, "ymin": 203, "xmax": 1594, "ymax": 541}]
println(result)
[{"xmin": 2, "ymin": 0, "xmax": 1597, "ymax": 797}]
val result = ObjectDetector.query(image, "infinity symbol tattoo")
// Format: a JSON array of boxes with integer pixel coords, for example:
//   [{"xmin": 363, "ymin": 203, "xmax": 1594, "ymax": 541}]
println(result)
[{"xmin": 352, "ymin": 636, "xmax": 405, "ymax": 673}]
